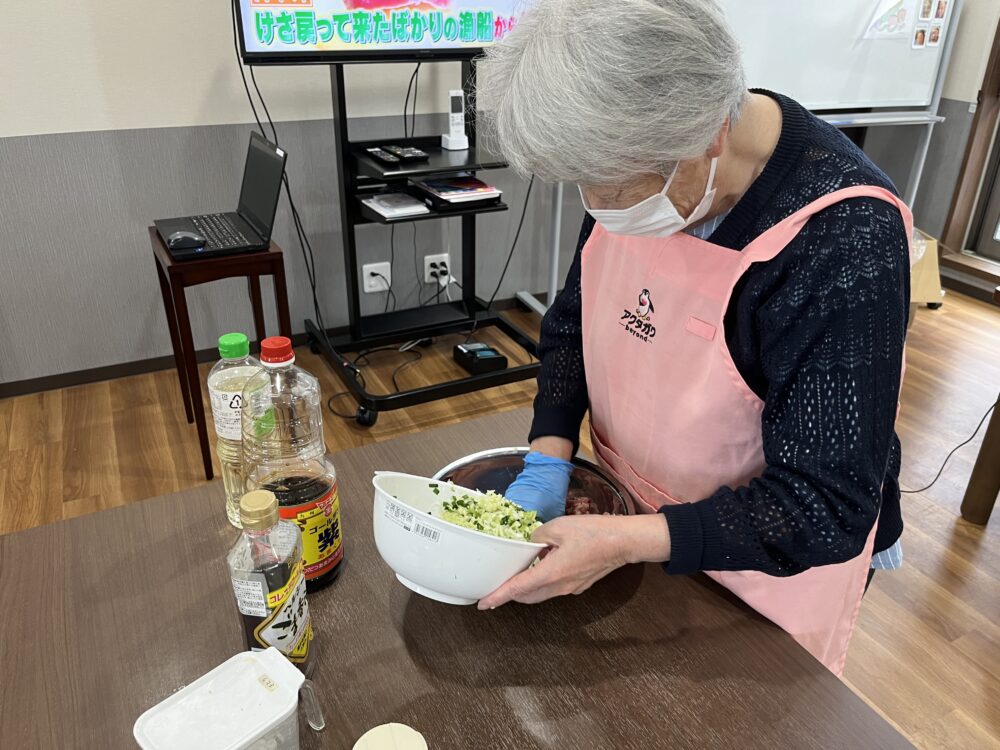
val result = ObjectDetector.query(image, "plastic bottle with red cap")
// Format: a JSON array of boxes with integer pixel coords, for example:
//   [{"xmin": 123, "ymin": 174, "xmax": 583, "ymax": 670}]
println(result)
[
  {"xmin": 240, "ymin": 336, "xmax": 345, "ymax": 591},
  {"xmin": 259, "ymin": 336, "xmax": 295, "ymax": 364}
]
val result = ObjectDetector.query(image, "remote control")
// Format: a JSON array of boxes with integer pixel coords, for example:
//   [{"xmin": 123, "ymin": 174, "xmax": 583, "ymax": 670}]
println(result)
[
  {"xmin": 366, "ymin": 147, "xmax": 401, "ymax": 165},
  {"xmin": 384, "ymin": 145, "xmax": 430, "ymax": 162},
  {"xmin": 442, "ymin": 90, "xmax": 469, "ymax": 151}
]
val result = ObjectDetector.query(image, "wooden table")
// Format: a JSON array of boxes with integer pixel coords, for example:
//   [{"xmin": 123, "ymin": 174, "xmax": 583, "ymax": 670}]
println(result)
[
  {"xmin": 151, "ymin": 228, "xmax": 292, "ymax": 481},
  {"xmin": 0, "ymin": 410, "xmax": 911, "ymax": 749},
  {"xmin": 960, "ymin": 285, "xmax": 1000, "ymax": 525}
]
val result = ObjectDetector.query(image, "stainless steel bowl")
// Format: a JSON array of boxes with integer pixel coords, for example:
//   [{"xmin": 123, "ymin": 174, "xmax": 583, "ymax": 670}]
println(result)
[{"xmin": 434, "ymin": 447, "xmax": 633, "ymax": 516}]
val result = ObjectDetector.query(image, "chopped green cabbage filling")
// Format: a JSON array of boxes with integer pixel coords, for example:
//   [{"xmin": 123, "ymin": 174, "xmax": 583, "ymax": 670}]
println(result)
[{"xmin": 437, "ymin": 488, "xmax": 541, "ymax": 542}]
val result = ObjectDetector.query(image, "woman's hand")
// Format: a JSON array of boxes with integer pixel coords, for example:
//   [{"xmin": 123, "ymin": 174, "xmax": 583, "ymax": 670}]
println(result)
[
  {"xmin": 477, "ymin": 514, "xmax": 672, "ymax": 609},
  {"xmin": 504, "ymin": 452, "xmax": 575, "ymax": 521}
]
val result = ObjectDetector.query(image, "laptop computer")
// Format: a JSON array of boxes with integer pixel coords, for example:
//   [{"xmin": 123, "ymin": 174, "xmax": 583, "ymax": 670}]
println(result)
[{"xmin": 155, "ymin": 132, "xmax": 287, "ymax": 261}]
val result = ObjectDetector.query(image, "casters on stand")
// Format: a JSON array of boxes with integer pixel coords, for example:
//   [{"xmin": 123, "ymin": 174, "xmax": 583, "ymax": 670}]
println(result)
[
  {"xmin": 356, "ymin": 406, "xmax": 378, "ymax": 427},
  {"xmin": 927, "ymin": 302, "xmax": 943, "ymax": 310}
]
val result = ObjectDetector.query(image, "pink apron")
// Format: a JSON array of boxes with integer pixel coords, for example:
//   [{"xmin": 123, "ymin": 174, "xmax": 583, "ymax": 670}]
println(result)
[{"xmin": 581, "ymin": 186, "xmax": 913, "ymax": 675}]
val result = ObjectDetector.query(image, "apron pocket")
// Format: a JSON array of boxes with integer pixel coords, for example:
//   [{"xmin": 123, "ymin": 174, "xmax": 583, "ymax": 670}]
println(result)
[
  {"xmin": 685, "ymin": 315, "xmax": 717, "ymax": 341},
  {"xmin": 590, "ymin": 425, "xmax": 688, "ymax": 513}
]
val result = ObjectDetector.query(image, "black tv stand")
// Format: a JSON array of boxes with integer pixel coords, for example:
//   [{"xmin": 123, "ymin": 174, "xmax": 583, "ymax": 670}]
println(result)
[{"xmin": 306, "ymin": 59, "xmax": 539, "ymax": 427}]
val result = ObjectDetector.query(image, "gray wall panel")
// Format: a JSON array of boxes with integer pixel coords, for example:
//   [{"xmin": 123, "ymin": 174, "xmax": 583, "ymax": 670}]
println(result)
[
  {"xmin": 0, "ymin": 118, "xmax": 582, "ymax": 383},
  {"xmin": 0, "ymin": 100, "xmax": 976, "ymax": 386},
  {"xmin": 863, "ymin": 97, "xmax": 975, "ymax": 238}
]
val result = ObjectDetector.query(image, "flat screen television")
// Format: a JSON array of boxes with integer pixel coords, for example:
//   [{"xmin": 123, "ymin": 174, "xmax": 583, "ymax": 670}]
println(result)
[{"xmin": 235, "ymin": 1, "xmax": 529, "ymax": 64}]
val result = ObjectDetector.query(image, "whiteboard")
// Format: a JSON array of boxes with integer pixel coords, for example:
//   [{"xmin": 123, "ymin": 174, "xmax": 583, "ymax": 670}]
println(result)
[{"xmin": 719, "ymin": 0, "xmax": 955, "ymax": 110}]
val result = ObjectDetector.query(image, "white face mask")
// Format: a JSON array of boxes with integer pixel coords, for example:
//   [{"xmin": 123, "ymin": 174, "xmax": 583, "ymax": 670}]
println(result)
[{"xmin": 581, "ymin": 158, "xmax": 719, "ymax": 238}]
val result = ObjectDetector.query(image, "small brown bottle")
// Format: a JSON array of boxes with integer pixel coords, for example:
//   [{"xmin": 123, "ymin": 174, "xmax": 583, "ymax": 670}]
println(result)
[{"xmin": 227, "ymin": 490, "xmax": 315, "ymax": 674}]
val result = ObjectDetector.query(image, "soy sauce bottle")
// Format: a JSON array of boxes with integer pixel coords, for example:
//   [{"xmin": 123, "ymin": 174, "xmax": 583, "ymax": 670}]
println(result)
[
  {"xmin": 241, "ymin": 337, "xmax": 344, "ymax": 591},
  {"xmin": 227, "ymin": 490, "xmax": 315, "ymax": 674}
]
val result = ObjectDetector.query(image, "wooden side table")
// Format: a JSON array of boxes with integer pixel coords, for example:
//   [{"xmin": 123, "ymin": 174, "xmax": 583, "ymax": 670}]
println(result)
[
  {"xmin": 150, "ymin": 228, "xmax": 292, "ymax": 480},
  {"xmin": 959, "ymin": 285, "xmax": 1000, "ymax": 525}
]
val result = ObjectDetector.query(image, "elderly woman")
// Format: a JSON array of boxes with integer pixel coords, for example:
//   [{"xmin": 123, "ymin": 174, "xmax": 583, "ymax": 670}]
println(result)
[{"xmin": 478, "ymin": 0, "xmax": 911, "ymax": 675}]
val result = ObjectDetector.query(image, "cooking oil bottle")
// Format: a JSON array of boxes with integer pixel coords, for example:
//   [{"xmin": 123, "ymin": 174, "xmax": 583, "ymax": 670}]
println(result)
[
  {"xmin": 241, "ymin": 337, "xmax": 344, "ymax": 591},
  {"xmin": 208, "ymin": 333, "xmax": 260, "ymax": 528}
]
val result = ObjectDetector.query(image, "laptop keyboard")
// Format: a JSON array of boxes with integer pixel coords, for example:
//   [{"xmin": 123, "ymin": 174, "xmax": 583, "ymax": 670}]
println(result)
[{"xmin": 191, "ymin": 214, "xmax": 252, "ymax": 249}]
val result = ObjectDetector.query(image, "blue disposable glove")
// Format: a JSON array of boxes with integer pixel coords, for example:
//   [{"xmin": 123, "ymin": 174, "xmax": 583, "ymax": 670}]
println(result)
[{"xmin": 504, "ymin": 452, "xmax": 575, "ymax": 522}]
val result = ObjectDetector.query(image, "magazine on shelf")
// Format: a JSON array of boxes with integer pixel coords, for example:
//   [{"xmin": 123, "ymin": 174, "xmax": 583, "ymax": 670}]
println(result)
[
  {"xmin": 413, "ymin": 175, "xmax": 502, "ymax": 204},
  {"xmin": 361, "ymin": 192, "xmax": 430, "ymax": 219}
]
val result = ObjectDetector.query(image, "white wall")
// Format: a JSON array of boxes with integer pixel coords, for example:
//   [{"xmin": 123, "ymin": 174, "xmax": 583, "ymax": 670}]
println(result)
[
  {"xmin": 0, "ymin": 0, "xmax": 456, "ymax": 138},
  {"xmin": 942, "ymin": 0, "xmax": 1000, "ymax": 102}
]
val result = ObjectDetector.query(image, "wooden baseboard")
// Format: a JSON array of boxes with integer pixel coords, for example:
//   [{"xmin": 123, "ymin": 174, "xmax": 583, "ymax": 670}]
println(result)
[
  {"xmin": 940, "ymin": 251, "xmax": 1000, "ymax": 285},
  {"xmin": 0, "ymin": 297, "xmax": 533, "ymax": 400},
  {"xmin": 940, "ymin": 267, "xmax": 999, "ymax": 303},
  {"xmin": 0, "ymin": 333, "xmax": 315, "ymax": 399}
]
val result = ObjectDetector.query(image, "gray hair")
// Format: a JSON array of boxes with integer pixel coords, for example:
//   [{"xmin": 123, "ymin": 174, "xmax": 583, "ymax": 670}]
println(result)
[{"xmin": 479, "ymin": 0, "xmax": 747, "ymax": 185}]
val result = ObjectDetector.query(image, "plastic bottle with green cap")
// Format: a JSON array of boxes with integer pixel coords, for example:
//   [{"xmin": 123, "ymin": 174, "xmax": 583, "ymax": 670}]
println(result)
[{"xmin": 208, "ymin": 333, "xmax": 261, "ymax": 527}]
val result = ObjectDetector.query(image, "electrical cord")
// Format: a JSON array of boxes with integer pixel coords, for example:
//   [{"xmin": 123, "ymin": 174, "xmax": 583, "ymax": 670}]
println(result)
[
  {"xmin": 230, "ymin": 1, "xmax": 334, "ymax": 354},
  {"xmin": 466, "ymin": 174, "xmax": 536, "ymax": 341},
  {"xmin": 370, "ymin": 271, "xmax": 397, "ymax": 313},
  {"xmin": 230, "ymin": 3, "xmax": 266, "ymax": 137},
  {"xmin": 411, "ymin": 223, "xmax": 425, "ymax": 306},
  {"xmin": 326, "ymin": 372, "xmax": 367, "ymax": 419},
  {"xmin": 437, "ymin": 264, "xmax": 459, "ymax": 301},
  {"xmin": 391, "ymin": 354, "xmax": 421, "ymax": 391},
  {"xmin": 420, "ymin": 259, "xmax": 458, "ymax": 307},
  {"xmin": 388, "ymin": 225, "xmax": 397, "ymax": 311},
  {"xmin": 234, "ymin": 4, "xmax": 438, "ymax": 422},
  {"xmin": 325, "ymin": 346, "xmax": 423, "ymax": 419},
  {"xmin": 248, "ymin": 65, "xmax": 279, "ymax": 145},
  {"xmin": 901, "ymin": 397, "xmax": 999, "ymax": 494},
  {"xmin": 411, "ymin": 63, "xmax": 420, "ymax": 137},
  {"xmin": 354, "ymin": 346, "xmax": 423, "ymax": 391},
  {"xmin": 403, "ymin": 63, "xmax": 421, "ymax": 138},
  {"xmin": 420, "ymin": 271, "xmax": 445, "ymax": 306}
]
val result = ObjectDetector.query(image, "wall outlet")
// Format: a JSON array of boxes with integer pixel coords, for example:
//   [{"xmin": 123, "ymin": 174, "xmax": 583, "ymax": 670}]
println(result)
[
  {"xmin": 362, "ymin": 262, "xmax": 392, "ymax": 294},
  {"xmin": 424, "ymin": 253, "xmax": 450, "ymax": 284}
]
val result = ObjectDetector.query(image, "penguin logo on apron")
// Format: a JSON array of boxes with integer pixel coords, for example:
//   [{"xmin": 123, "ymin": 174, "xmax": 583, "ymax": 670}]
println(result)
[
  {"xmin": 636, "ymin": 289, "xmax": 655, "ymax": 321},
  {"xmin": 619, "ymin": 289, "xmax": 657, "ymax": 343}
]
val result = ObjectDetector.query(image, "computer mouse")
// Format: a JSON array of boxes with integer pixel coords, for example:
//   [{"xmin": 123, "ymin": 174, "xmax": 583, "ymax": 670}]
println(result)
[{"xmin": 167, "ymin": 230, "xmax": 207, "ymax": 250}]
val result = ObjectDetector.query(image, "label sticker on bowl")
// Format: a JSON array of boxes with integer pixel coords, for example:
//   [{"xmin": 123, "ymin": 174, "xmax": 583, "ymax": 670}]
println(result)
[
  {"xmin": 385, "ymin": 500, "xmax": 440, "ymax": 543},
  {"xmin": 385, "ymin": 499, "xmax": 415, "ymax": 531},
  {"xmin": 413, "ymin": 522, "xmax": 441, "ymax": 543}
]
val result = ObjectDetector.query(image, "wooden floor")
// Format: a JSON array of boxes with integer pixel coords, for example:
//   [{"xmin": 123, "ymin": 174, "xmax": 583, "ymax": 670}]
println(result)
[{"xmin": 1, "ymin": 298, "xmax": 998, "ymax": 748}]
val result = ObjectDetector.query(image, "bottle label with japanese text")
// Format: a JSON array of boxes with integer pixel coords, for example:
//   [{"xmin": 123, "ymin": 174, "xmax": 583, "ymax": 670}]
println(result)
[
  {"xmin": 209, "ymin": 388, "xmax": 244, "ymax": 440},
  {"xmin": 279, "ymin": 482, "xmax": 344, "ymax": 580},
  {"xmin": 244, "ymin": 559, "xmax": 312, "ymax": 664},
  {"xmin": 231, "ymin": 573, "xmax": 269, "ymax": 618}
]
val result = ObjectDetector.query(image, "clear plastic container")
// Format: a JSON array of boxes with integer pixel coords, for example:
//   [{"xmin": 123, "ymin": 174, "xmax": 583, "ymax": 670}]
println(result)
[
  {"xmin": 911, "ymin": 228, "xmax": 929, "ymax": 265},
  {"xmin": 241, "ymin": 337, "xmax": 344, "ymax": 591},
  {"xmin": 208, "ymin": 333, "xmax": 261, "ymax": 527},
  {"xmin": 133, "ymin": 648, "xmax": 304, "ymax": 750},
  {"xmin": 228, "ymin": 490, "xmax": 315, "ymax": 674}
]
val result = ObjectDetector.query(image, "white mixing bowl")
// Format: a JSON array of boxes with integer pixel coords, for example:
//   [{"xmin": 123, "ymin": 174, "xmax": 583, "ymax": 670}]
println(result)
[{"xmin": 371, "ymin": 472, "xmax": 545, "ymax": 605}]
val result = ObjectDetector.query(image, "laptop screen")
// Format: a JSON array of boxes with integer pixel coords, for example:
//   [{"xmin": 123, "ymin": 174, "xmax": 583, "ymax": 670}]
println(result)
[{"xmin": 237, "ymin": 132, "xmax": 286, "ymax": 240}]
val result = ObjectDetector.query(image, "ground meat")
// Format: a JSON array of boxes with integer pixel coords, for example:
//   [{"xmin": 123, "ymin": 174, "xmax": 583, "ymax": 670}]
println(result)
[{"xmin": 566, "ymin": 496, "xmax": 601, "ymax": 515}]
